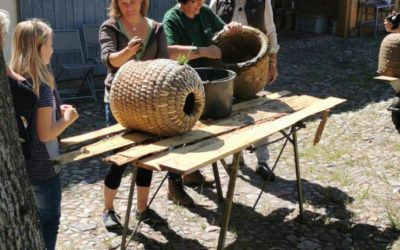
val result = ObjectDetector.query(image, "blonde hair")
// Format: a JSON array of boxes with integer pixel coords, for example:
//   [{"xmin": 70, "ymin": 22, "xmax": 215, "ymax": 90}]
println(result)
[
  {"xmin": 10, "ymin": 19, "xmax": 55, "ymax": 95},
  {"xmin": 0, "ymin": 9, "xmax": 10, "ymax": 48},
  {"xmin": 108, "ymin": 0, "xmax": 149, "ymax": 19}
]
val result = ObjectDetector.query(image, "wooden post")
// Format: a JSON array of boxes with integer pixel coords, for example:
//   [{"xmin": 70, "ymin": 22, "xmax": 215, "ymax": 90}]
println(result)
[
  {"xmin": 212, "ymin": 162, "xmax": 224, "ymax": 202},
  {"xmin": 121, "ymin": 165, "xmax": 138, "ymax": 250},
  {"xmin": 337, "ymin": 0, "xmax": 352, "ymax": 37},
  {"xmin": 217, "ymin": 152, "xmax": 241, "ymax": 250}
]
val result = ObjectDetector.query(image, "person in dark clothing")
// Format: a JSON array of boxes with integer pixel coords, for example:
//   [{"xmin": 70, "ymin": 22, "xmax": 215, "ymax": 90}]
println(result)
[
  {"xmin": 210, "ymin": 0, "xmax": 280, "ymax": 181},
  {"xmin": 99, "ymin": 0, "xmax": 170, "ymax": 231},
  {"xmin": 163, "ymin": 0, "xmax": 241, "ymax": 206},
  {"xmin": 8, "ymin": 78, "xmax": 37, "ymax": 159},
  {"xmin": 1, "ymin": 9, "xmax": 37, "ymax": 160}
]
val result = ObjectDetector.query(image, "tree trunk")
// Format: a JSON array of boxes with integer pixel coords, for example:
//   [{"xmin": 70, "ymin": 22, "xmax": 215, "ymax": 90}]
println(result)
[{"xmin": 0, "ymin": 50, "xmax": 45, "ymax": 248}]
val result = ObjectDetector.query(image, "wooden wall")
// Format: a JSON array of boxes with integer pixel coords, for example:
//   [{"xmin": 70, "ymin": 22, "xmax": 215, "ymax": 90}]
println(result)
[
  {"xmin": 18, "ymin": 0, "xmax": 177, "ymax": 79},
  {"xmin": 18, "ymin": 0, "xmax": 177, "ymax": 28},
  {"xmin": 342, "ymin": 0, "xmax": 399, "ymax": 37}
]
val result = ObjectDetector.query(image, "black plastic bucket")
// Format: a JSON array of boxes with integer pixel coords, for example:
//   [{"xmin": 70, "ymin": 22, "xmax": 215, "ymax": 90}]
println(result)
[{"xmin": 195, "ymin": 68, "xmax": 236, "ymax": 119}]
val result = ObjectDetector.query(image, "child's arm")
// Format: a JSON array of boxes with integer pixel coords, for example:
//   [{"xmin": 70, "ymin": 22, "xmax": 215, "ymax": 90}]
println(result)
[{"xmin": 36, "ymin": 106, "xmax": 78, "ymax": 142}]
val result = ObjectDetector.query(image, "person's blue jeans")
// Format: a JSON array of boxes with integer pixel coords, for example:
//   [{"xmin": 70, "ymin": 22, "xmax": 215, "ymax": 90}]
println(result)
[
  {"xmin": 105, "ymin": 103, "xmax": 115, "ymax": 127},
  {"xmin": 31, "ymin": 174, "xmax": 62, "ymax": 250}
]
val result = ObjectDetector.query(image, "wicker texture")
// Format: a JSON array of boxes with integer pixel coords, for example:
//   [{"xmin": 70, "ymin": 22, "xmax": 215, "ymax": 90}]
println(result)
[
  {"xmin": 110, "ymin": 59, "xmax": 205, "ymax": 136},
  {"xmin": 378, "ymin": 33, "xmax": 400, "ymax": 77},
  {"xmin": 212, "ymin": 25, "xmax": 269, "ymax": 100}
]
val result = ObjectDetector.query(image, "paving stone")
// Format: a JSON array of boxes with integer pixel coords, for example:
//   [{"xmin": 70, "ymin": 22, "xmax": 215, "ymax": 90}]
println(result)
[{"xmin": 70, "ymin": 222, "xmax": 97, "ymax": 232}]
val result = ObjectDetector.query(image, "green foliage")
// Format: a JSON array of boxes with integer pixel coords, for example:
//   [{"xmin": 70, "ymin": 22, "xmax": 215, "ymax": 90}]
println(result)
[{"xmin": 177, "ymin": 54, "xmax": 189, "ymax": 65}]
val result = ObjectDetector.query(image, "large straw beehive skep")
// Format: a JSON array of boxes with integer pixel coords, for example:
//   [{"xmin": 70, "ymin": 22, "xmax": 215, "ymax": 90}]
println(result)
[
  {"xmin": 212, "ymin": 25, "xmax": 269, "ymax": 100},
  {"xmin": 378, "ymin": 33, "xmax": 400, "ymax": 77},
  {"xmin": 110, "ymin": 59, "xmax": 205, "ymax": 136}
]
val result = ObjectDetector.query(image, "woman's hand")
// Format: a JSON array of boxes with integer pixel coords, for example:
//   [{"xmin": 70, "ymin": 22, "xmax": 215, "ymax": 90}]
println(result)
[{"xmin": 127, "ymin": 36, "xmax": 143, "ymax": 54}]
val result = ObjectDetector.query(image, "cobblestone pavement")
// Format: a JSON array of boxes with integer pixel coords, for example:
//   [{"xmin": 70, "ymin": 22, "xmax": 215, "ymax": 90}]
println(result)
[{"xmin": 57, "ymin": 32, "xmax": 400, "ymax": 250}]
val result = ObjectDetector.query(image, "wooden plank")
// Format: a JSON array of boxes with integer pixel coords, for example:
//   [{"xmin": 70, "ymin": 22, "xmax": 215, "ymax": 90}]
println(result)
[
  {"xmin": 106, "ymin": 92, "xmax": 305, "ymax": 166},
  {"xmin": 374, "ymin": 76, "xmax": 400, "ymax": 93},
  {"xmin": 42, "ymin": 0, "xmax": 55, "ymax": 27},
  {"xmin": 374, "ymin": 76, "xmax": 399, "ymax": 82},
  {"xmin": 232, "ymin": 90, "xmax": 291, "ymax": 111},
  {"xmin": 60, "ymin": 123, "xmax": 127, "ymax": 145},
  {"xmin": 51, "ymin": 132, "xmax": 153, "ymax": 165},
  {"xmin": 337, "ymin": 0, "xmax": 351, "ymax": 37},
  {"xmin": 139, "ymin": 97, "xmax": 346, "ymax": 174}
]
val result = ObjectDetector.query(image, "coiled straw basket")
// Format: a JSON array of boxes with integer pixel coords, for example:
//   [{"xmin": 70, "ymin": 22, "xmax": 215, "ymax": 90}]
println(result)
[
  {"xmin": 110, "ymin": 59, "xmax": 205, "ymax": 136},
  {"xmin": 378, "ymin": 33, "xmax": 400, "ymax": 77},
  {"xmin": 213, "ymin": 25, "xmax": 269, "ymax": 100}
]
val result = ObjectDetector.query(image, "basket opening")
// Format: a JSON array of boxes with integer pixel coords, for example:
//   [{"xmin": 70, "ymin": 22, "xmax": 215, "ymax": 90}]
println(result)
[
  {"xmin": 220, "ymin": 34, "xmax": 261, "ymax": 63},
  {"xmin": 183, "ymin": 92, "xmax": 196, "ymax": 115}
]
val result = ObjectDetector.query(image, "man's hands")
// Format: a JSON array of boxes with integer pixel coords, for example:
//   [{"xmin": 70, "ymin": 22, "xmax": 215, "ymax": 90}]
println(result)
[
  {"xmin": 200, "ymin": 45, "xmax": 222, "ymax": 59},
  {"xmin": 268, "ymin": 53, "xmax": 278, "ymax": 83},
  {"xmin": 224, "ymin": 21, "xmax": 242, "ymax": 33}
]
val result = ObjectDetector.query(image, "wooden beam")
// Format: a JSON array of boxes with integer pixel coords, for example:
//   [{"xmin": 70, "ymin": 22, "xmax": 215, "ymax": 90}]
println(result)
[
  {"xmin": 138, "ymin": 96, "xmax": 345, "ymax": 174},
  {"xmin": 52, "ymin": 132, "xmax": 154, "ymax": 165},
  {"xmin": 60, "ymin": 124, "xmax": 127, "ymax": 146},
  {"xmin": 337, "ymin": 0, "xmax": 352, "ymax": 37},
  {"xmin": 232, "ymin": 90, "xmax": 291, "ymax": 111},
  {"xmin": 374, "ymin": 76, "xmax": 400, "ymax": 93}
]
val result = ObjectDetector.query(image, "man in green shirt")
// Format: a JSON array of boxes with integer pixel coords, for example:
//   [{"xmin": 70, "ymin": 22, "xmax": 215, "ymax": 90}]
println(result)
[{"xmin": 163, "ymin": 0, "xmax": 241, "ymax": 206}]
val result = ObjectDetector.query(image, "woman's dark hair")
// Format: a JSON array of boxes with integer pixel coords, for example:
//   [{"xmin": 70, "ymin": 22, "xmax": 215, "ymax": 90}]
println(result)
[{"xmin": 177, "ymin": 0, "xmax": 190, "ymax": 4}]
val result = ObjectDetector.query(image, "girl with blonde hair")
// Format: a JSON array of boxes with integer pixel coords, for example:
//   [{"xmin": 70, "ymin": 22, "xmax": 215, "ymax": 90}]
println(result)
[{"xmin": 10, "ymin": 19, "xmax": 79, "ymax": 250}]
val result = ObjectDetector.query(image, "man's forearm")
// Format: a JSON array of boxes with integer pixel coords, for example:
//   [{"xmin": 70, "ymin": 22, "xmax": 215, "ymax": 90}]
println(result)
[{"xmin": 168, "ymin": 45, "xmax": 204, "ymax": 60}]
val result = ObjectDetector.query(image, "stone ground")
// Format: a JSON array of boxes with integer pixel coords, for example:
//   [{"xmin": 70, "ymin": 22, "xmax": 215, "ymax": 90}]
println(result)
[{"xmin": 56, "ymin": 31, "xmax": 400, "ymax": 250}]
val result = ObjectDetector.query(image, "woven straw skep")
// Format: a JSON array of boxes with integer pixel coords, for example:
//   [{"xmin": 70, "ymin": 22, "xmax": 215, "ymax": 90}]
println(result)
[
  {"xmin": 110, "ymin": 59, "xmax": 205, "ymax": 136},
  {"xmin": 378, "ymin": 33, "xmax": 400, "ymax": 77},
  {"xmin": 213, "ymin": 25, "xmax": 269, "ymax": 100}
]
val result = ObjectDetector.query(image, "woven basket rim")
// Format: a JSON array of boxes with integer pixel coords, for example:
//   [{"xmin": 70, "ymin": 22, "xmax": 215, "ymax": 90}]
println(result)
[{"xmin": 212, "ymin": 25, "xmax": 269, "ymax": 69}]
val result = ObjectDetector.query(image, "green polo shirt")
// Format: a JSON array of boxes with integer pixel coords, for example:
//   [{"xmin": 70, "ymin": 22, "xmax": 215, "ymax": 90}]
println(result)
[{"xmin": 163, "ymin": 4, "xmax": 225, "ymax": 68}]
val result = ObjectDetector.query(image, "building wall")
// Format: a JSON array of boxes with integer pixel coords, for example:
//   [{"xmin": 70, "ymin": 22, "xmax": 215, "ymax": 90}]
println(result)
[
  {"xmin": 295, "ymin": 0, "xmax": 338, "ymax": 19},
  {"xmin": 0, "ymin": 0, "xmax": 18, "ymax": 62}
]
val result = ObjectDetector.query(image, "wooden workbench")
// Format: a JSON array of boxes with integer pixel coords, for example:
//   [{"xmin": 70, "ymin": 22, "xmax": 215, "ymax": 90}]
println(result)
[{"xmin": 54, "ymin": 91, "xmax": 345, "ymax": 249}]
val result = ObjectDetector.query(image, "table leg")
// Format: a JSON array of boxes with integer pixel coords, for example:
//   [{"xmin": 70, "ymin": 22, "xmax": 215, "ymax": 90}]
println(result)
[
  {"xmin": 212, "ymin": 162, "xmax": 224, "ymax": 202},
  {"xmin": 121, "ymin": 165, "xmax": 138, "ymax": 250},
  {"xmin": 217, "ymin": 152, "xmax": 240, "ymax": 250},
  {"xmin": 292, "ymin": 126, "xmax": 304, "ymax": 221},
  {"xmin": 219, "ymin": 159, "xmax": 230, "ymax": 174}
]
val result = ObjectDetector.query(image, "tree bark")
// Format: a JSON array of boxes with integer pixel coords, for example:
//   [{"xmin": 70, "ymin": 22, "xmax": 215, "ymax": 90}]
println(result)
[{"xmin": 0, "ymin": 50, "xmax": 45, "ymax": 248}]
